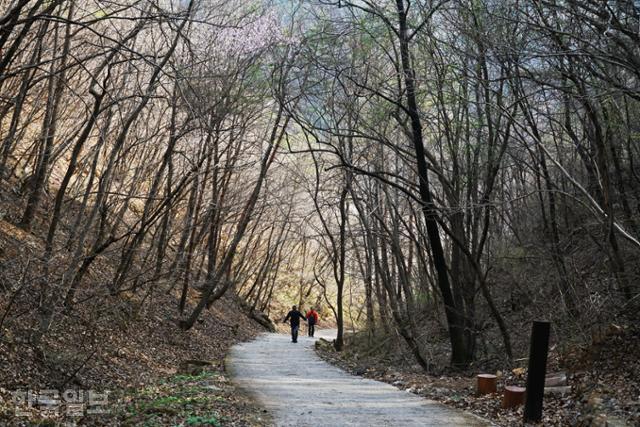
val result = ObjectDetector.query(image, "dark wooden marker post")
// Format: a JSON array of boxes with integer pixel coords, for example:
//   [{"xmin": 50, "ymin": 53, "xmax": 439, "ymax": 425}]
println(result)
[{"xmin": 524, "ymin": 320, "xmax": 551, "ymax": 422}]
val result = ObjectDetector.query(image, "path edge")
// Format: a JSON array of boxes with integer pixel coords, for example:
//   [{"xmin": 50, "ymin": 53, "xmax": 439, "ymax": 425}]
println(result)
[{"xmin": 224, "ymin": 333, "xmax": 276, "ymax": 427}]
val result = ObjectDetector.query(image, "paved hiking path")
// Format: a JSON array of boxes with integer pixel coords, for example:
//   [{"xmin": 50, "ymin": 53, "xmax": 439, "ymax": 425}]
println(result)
[{"xmin": 228, "ymin": 329, "xmax": 488, "ymax": 427}]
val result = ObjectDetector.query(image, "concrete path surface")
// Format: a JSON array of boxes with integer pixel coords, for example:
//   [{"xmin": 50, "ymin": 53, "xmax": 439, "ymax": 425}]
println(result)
[{"xmin": 228, "ymin": 329, "xmax": 489, "ymax": 427}]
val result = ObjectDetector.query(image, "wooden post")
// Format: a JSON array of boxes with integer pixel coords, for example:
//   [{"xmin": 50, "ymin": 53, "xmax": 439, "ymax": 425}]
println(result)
[
  {"xmin": 524, "ymin": 320, "xmax": 550, "ymax": 422},
  {"xmin": 476, "ymin": 374, "xmax": 497, "ymax": 395}
]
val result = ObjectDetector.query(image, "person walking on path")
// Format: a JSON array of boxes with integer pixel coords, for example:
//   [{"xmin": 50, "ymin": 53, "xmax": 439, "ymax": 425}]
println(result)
[
  {"xmin": 305, "ymin": 307, "xmax": 318, "ymax": 337},
  {"xmin": 283, "ymin": 305, "xmax": 306, "ymax": 343}
]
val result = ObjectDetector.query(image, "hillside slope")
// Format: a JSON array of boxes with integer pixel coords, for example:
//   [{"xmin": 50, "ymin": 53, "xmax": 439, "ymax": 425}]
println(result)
[{"xmin": 0, "ymin": 184, "xmax": 270, "ymax": 425}]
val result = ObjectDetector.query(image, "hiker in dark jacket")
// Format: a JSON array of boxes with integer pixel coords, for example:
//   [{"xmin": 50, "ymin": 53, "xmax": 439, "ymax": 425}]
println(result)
[{"xmin": 283, "ymin": 305, "xmax": 306, "ymax": 343}]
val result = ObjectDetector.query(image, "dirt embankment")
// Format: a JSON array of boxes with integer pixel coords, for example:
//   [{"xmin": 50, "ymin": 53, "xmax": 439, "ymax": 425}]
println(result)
[
  {"xmin": 0, "ymin": 183, "xmax": 271, "ymax": 425},
  {"xmin": 315, "ymin": 325, "xmax": 639, "ymax": 427}
]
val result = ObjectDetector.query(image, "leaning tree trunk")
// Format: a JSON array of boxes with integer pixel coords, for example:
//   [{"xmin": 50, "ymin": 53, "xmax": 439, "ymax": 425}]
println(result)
[{"xmin": 395, "ymin": 0, "xmax": 471, "ymax": 368}]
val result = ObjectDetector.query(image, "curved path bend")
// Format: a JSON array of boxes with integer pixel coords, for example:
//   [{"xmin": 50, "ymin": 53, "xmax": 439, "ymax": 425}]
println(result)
[{"xmin": 228, "ymin": 329, "xmax": 488, "ymax": 427}]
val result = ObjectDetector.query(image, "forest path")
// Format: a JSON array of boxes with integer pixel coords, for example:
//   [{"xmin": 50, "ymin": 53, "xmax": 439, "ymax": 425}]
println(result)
[{"xmin": 228, "ymin": 329, "xmax": 488, "ymax": 427}]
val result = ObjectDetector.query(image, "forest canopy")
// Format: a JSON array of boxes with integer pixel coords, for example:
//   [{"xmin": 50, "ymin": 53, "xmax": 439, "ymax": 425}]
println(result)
[{"xmin": 1, "ymin": 0, "xmax": 639, "ymax": 375}]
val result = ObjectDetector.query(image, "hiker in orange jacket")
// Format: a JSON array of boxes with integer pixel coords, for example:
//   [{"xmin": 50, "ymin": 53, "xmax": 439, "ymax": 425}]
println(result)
[{"xmin": 305, "ymin": 307, "xmax": 319, "ymax": 337}]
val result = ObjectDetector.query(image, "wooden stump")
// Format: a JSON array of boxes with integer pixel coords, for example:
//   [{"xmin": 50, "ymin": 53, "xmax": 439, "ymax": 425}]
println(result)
[
  {"xmin": 477, "ymin": 374, "xmax": 497, "ymax": 395},
  {"xmin": 502, "ymin": 386, "xmax": 526, "ymax": 409}
]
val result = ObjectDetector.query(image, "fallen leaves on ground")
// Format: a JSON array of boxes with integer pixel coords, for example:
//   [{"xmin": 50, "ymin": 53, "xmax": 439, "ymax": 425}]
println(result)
[{"xmin": 316, "ymin": 324, "xmax": 639, "ymax": 427}]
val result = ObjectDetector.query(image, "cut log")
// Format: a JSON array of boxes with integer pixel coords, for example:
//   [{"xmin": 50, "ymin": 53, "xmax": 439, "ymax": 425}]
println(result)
[
  {"xmin": 544, "ymin": 372, "xmax": 567, "ymax": 387},
  {"xmin": 544, "ymin": 385, "xmax": 571, "ymax": 396},
  {"xmin": 314, "ymin": 338, "xmax": 332, "ymax": 350},
  {"xmin": 476, "ymin": 374, "xmax": 497, "ymax": 395},
  {"xmin": 502, "ymin": 385, "xmax": 526, "ymax": 409},
  {"xmin": 250, "ymin": 311, "xmax": 276, "ymax": 332}
]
